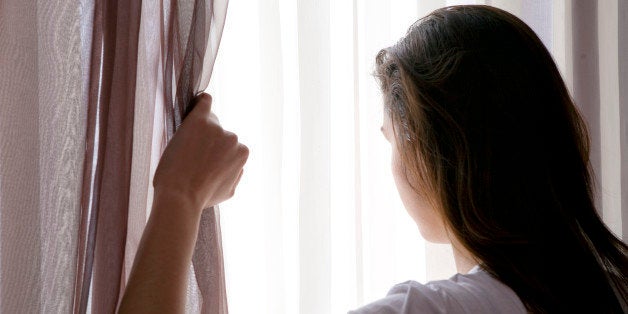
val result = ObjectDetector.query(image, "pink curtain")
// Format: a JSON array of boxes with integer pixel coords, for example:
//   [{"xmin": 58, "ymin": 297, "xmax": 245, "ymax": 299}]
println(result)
[{"xmin": 0, "ymin": 0, "xmax": 228, "ymax": 312}]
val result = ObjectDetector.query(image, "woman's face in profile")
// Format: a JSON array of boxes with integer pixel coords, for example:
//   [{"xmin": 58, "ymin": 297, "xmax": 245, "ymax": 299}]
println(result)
[{"xmin": 381, "ymin": 110, "xmax": 449, "ymax": 244}]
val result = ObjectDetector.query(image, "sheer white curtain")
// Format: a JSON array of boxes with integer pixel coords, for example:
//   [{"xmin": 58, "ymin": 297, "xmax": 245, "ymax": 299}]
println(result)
[{"xmin": 206, "ymin": 0, "xmax": 627, "ymax": 313}]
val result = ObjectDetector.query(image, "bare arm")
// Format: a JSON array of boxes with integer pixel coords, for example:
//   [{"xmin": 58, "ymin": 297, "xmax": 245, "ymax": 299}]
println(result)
[{"xmin": 119, "ymin": 94, "xmax": 248, "ymax": 313}]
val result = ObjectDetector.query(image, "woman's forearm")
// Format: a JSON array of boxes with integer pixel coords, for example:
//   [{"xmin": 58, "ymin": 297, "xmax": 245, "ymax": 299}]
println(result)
[{"xmin": 118, "ymin": 192, "xmax": 203, "ymax": 313}]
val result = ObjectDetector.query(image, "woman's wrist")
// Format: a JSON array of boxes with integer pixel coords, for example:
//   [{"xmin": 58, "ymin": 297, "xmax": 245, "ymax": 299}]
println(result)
[{"xmin": 152, "ymin": 188, "xmax": 205, "ymax": 220}]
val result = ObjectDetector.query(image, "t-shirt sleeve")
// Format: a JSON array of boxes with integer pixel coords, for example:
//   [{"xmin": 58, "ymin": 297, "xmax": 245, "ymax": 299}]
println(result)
[{"xmin": 348, "ymin": 281, "xmax": 464, "ymax": 314}]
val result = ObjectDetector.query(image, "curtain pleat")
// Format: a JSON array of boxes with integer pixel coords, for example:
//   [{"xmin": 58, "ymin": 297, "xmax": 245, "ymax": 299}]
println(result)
[
  {"xmin": 74, "ymin": 0, "xmax": 143, "ymax": 313},
  {"xmin": 124, "ymin": 0, "xmax": 162, "ymax": 289},
  {"xmin": 36, "ymin": 0, "xmax": 86, "ymax": 312},
  {"xmin": 0, "ymin": 2, "xmax": 43, "ymax": 313},
  {"xmin": 2, "ymin": 1, "xmax": 87, "ymax": 313},
  {"xmin": 571, "ymin": 0, "xmax": 602, "ymax": 211},
  {"xmin": 93, "ymin": 0, "xmax": 143, "ymax": 312},
  {"xmin": 620, "ymin": 0, "xmax": 628, "ymax": 243},
  {"xmin": 160, "ymin": 0, "xmax": 229, "ymax": 312},
  {"xmin": 73, "ymin": 0, "xmax": 105, "ymax": 309},
  {"xmin": 192, "ymin": 209, "xmax": 228, "ymax": 313},
  {"xmin": 296, "ymin": 1, "xmax": 332, "ymax": 313}
]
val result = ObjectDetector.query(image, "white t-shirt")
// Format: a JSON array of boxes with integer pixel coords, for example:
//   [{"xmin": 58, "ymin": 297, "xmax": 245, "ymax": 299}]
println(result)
[{"xmin": 349, "ymin": 265, "xmax": 527, "ymax": 314}]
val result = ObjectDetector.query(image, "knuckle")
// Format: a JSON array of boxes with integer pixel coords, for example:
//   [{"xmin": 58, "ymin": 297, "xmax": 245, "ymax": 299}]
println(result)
[
  {"xmin": 195, "ymin": 96, "xmax": 211, "ymax": 110},
  {"xmin": 196, "ymin": 93, "xmax": 212, "ymax": 106},
  {"xmin": 238, "ymin": 144, "xmax": 249, "ymax": 160},
  {"xmin": 203, "ymin": 120, "xmax": 221, "ymax": 135},
  {"xmin": 202, "ymin": 93, "xmax": 213, "ymax": 104},
  {"xmin": 223, "ymin": 131, "xmax": 238, "ymax": 145},
  {"xmin": 190, "ymin": 94, "xmax": 213, "ymax": 119}
]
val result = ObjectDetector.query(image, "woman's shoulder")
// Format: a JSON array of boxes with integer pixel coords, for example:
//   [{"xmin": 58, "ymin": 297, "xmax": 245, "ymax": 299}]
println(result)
[{"xmin": 349, "ymin": 266, "xmax": 527, "ymax": 314}]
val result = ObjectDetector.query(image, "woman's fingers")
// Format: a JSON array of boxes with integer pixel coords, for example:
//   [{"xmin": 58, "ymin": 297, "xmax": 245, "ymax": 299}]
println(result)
[
  {"xmin": 230, "ymin": 169, "xmax": 244, "ymax": 196},
  {"xmin": 225, "ymin": 145, "xmax": 248, "ymax": 200},
  {"xmin": 190, "ymin": 93, "xmax": 213, "ymax": 119}
]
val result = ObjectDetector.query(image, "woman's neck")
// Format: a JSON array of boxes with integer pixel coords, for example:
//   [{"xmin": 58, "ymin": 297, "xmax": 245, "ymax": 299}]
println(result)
[{"xmin": 451, "ymin": 239, "xmax": 479, "ymax": 274}]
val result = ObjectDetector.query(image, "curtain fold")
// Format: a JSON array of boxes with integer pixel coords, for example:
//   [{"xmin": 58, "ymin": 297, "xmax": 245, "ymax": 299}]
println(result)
[
  {"xmin": 1, "ymin": 2, "xmax": 45, "ymax": 312},
  {"xmin": 1, "ymin": 1, "xmax": 87, "ymax": 312},
  {"xmin": 620, "ymin": 0, "xmax": 628, "ymax": 244},
  {"xmin": 161, "ymin": 0, "xmax": 229, "ymax": 312},
  {"xmin": 571, "ymin": 0, "xmax": 601, "ymax": 211},
  {"xmin": 73, "ymin": 1, "xmax": 143, "ymax": 312}
]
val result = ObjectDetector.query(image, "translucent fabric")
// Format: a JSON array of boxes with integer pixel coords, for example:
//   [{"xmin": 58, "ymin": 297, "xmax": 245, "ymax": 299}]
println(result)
[{"xmin": 0, "ymin": 0, "xmax": 228, "ymax": 313}]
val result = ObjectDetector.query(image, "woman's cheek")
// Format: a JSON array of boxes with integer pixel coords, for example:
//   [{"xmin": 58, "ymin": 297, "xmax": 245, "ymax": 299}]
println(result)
[{"xmin": 391, "ymin": 147, "xmax": 449, "ymax": 243}]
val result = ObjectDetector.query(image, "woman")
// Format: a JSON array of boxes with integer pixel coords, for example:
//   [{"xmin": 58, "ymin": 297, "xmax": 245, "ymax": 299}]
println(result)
[
  {"xmin": 121, "ymin": 5, "xmax": 627, "ymax": 313},
  {"xmin": 354, "ymin": 5, "xmax": 627, "ymax": 313}
]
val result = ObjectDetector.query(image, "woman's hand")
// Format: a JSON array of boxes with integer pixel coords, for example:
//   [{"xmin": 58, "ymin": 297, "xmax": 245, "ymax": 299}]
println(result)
[
  {"xmin": 119, "ymin": 94, "xmax": 248, "ymax": 314},
  {"xmin": 153, "ymin": 93, "xmax": 249, "ymax": 211}
]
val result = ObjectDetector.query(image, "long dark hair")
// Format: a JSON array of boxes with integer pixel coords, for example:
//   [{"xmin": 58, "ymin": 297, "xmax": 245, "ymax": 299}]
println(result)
[{"xmin": 376, "ymin": 5, "xmax": 628, "ymax": 313}]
